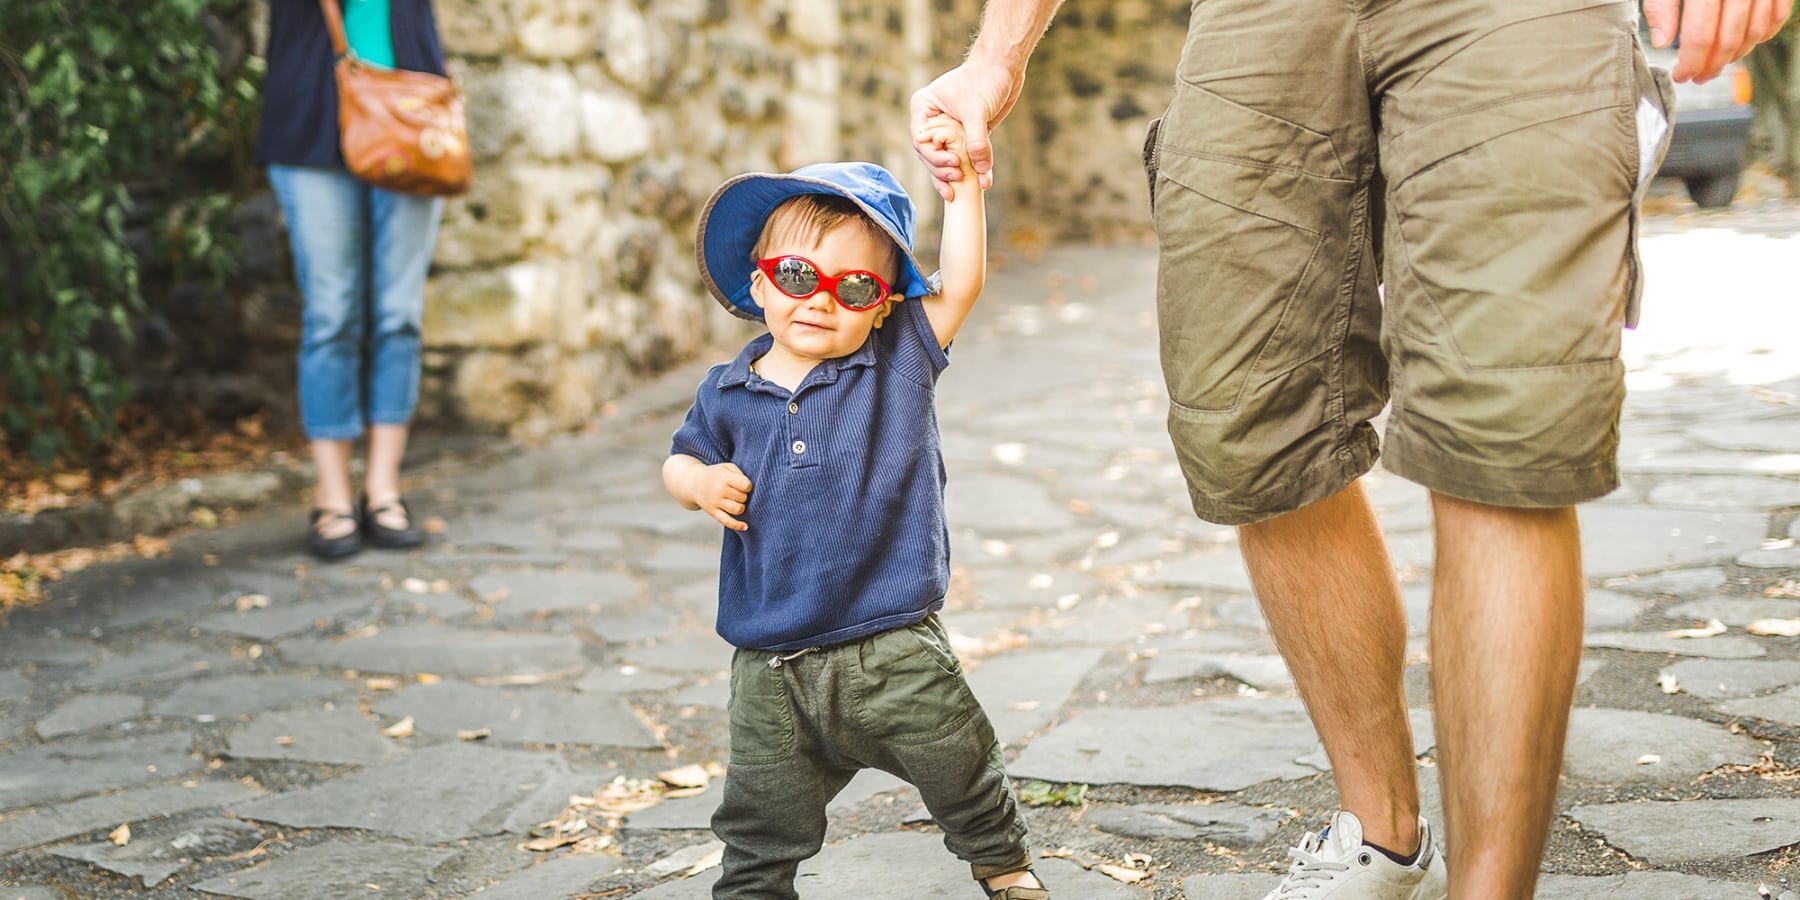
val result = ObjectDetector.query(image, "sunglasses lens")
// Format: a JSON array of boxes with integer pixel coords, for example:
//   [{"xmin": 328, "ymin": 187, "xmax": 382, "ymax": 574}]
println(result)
[
  {"xmin": 770, "ymin": 258, "xmax": 818, "ymax": 297},
  {"xmin": 836, "ymin": 273, "xmax": 884, "ymax": 309}
]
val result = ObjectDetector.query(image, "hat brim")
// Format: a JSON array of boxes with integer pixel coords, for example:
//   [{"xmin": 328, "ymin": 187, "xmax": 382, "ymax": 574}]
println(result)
[{"xmin": 695, "ymin": 173, "xmax": 934, "ymax": 322}]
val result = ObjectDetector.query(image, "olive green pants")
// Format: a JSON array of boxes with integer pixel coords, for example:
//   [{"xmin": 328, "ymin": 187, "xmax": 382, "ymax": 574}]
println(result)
[
  {"xmin": 711, "ymin": 616, "xmax": 1032, "ymax": 899},
  {"xmin": 1145, "ymin": 0, "xmax": 1673, "ymax": 524}
]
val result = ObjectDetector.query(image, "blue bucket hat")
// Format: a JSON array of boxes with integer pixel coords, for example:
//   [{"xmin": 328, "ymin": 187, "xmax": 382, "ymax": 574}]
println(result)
[{"xmin": 696, "ymin": 161, "xmax": 936, "ymax": 322}]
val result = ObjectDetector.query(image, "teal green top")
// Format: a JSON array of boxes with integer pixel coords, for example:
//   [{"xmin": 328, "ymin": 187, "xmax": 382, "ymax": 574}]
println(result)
[{"xmin": 343, "ymin": 0, "xmax": 395, "ymax": 68}]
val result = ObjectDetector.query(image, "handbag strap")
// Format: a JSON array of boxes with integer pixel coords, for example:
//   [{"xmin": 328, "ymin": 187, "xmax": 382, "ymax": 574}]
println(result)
[{"xmin": 317, "ymin": 0, "xmax": 351, "ymax": 58}]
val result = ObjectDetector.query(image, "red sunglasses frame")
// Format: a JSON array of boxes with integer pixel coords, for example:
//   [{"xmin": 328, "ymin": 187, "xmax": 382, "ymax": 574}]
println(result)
[{"xmin": 755, "ymin": 255, "xmax": 892, "ymax": 312}]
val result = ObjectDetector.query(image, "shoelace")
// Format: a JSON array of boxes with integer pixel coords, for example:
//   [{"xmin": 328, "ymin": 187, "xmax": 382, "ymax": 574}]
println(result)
[{"xmin": 1269, "ymin": 831, "xmax": 1353, "ymax": 899}]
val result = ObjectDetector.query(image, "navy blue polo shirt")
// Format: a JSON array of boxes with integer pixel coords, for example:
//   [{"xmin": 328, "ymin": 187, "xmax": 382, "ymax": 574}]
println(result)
[
  {"xmin": 256, "ymin": 0, "xmax": 449, "ymax": 168},
  {"xmin": 671, "ymin": 300, "xmax": 952, "ymax": 652}
]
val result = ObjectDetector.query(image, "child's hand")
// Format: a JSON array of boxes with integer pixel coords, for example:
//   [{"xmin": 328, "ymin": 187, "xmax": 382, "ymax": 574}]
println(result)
[
  {"xmin": 688, "ymin": 462, "xmax": 753, "ymax": 531},
  {"xmin": 915, "ymin": 114, "xmax": 975, "ymax": 180}
]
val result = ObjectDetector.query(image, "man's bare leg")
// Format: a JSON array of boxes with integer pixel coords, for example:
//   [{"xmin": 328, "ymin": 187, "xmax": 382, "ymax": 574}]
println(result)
[
  {"xmin": 1238, "ymin": 479, "xmax": 1420, "ymax": 854},
  {"xmin": 1429, "ymin": 493, "xmax": 1584, "ymax": 899}
]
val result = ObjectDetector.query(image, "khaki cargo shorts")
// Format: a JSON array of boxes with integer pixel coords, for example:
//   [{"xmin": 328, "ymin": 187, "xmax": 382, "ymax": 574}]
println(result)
[{"xmin": 1144, "ymin": 0, "xmax": 1672, "ymax": 525}]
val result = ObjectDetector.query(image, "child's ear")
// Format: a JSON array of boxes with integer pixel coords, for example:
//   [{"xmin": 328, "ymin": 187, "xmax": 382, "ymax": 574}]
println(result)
[
  {"xmin": 749, "ymin": 270, "xmax": 769, "ymax": 312},
  {"xmin": 871, "ymin": 293, "xmax": 903, "ymax": 329}
]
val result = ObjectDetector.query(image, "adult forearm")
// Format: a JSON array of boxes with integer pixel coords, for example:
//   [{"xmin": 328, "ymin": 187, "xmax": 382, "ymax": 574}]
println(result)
[{"xmin": 966, "ymin": 0, "xmax": 1065, "ymax": 73}]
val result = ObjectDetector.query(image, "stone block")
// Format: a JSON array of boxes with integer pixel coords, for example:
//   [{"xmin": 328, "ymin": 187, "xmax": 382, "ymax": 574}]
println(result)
[
  {"xmin": 436, "ymin": 0, "xmax": 514, "ymax": 57},
  {"xmin": 435, "ymin": 170, "xmax": 533, "ymax": 269},
  {"xmin": 600, "ymin": 0, "xmax": 652, "ymax": 89},
  {"xmin": 511, "ymin": 0, "xmax": 599, "ymax": 58},
  {"xmin": 464, "ymin": 62, "xmax": 581, "ymax": 159},
  {"xmin": 577, "ymin": 81, "xmax": 654, "ymax": 163},
  {"xmin": 426, "ymin": 266, "xmax": 536, "ymax": 348}
]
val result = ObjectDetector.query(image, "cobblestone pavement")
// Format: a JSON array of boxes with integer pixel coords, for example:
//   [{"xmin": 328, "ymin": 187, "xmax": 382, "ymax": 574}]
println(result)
[{"xmin": 3, "ymin": 201, "xmax": 1798, "ymax": 899}]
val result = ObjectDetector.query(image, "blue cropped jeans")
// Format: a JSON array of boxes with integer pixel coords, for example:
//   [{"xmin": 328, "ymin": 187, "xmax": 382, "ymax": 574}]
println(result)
[{"xmin": 268, "ymin": 165, "xmax": 443, "ymax": 441}]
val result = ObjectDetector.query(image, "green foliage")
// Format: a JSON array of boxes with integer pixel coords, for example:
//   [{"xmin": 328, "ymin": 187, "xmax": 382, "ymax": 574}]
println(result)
[
  {"xmin": 1018, "ymin": 780, "xmax": 1088, "ymax": 808},
  {"xmin": 0, "ymin": 1, "xmax": 260, "ymax": 465}
]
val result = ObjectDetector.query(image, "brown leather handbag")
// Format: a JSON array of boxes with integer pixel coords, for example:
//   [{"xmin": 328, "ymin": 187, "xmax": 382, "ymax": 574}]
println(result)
[{"xmin": 319, "ymin": 0, "xmax": 471, "ymax": 196}]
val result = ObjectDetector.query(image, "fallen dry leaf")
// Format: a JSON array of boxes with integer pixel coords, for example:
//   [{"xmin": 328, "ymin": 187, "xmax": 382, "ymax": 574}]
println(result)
[
  {"xmin": 274, "ymin": 735, "xmax": 296, "ymax": 747},
  {"xmin": 457, "ymin": 728, "xmax": 493, "ymax": 741},
  {"xmin": 1040, "ymin": 846, "xmax": 1105, "ymax": 869},
  {"xmin": 235, "ymin": 593, "xmax": 270, "ymax": 611},
  {"xmin": 1097, "ymin": 864, "xmax": 1149, "ymax": 884},
  {"xmin": 686, "ymin": 844, "xmax": 724, "ymax": 876},
  {"xmin": 522, "ymin": 833, "xmax": 582, "ymax": 852},
  {"xmin": 1665, "ymin": 619, "xmax": 1727, "ymax": 639},
  {"xmin": 658, "ymin": 764, "xmax": 711, "ymax": 789},
  {"xmin": 108, "ymin": 824, "xmax": 130, "ymax": 846},
  {"xmin": 415, "ymin": 673, "xmax": 442, "ymax": 685},
  {"xmin": 423, "ymin": 516, "xmax": 449, "ymax": 534},
  {"xmin": 1746, "ymin": 619, "xmax": 1800, "ymax": 637},
  {"xmin": 380, "ymin": 716, "xmax": 415, "ymax": 738},
  {"xmin": 190, "ymin": 507, "xmax": 220, "ymax": 528},
  {"xmin": 365, "ymin": 676, "xmax": 402, "ymax": 691}
]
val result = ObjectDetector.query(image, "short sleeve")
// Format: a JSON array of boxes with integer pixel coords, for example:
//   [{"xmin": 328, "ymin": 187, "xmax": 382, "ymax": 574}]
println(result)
[
  {"xmin": 879, "ymin": 297, "xmax": 951, "ymax": 387},
  {"xmin": 670, "ymin": 369, "xmax": 728, "ymax": 464}
]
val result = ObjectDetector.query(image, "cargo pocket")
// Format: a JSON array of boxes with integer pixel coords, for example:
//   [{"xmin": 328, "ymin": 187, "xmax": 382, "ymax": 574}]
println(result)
[
  {"xmin": 726, "ymin": 649, "xmax": 796, "ymax": 764},
  {"xmin": 1152, "ymin": 83, "xmax": 1350, "ymax": 413},
  {"xmin": 857, "ymin": 618, "xmax": 977, "ymax": 745},
  {"xmin": 1142, "ymin": 115, "xmax": 1164, "ymax": 215},
  {"xmin": 1625, "ymin": 45, "xmax": 1674, "ymax": 329}
]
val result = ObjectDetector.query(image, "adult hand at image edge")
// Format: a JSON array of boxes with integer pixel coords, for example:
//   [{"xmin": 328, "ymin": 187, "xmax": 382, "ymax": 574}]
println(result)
[{"xmin": 1643, "ymin": 0, "xmax": 1794, "ymax": 83}]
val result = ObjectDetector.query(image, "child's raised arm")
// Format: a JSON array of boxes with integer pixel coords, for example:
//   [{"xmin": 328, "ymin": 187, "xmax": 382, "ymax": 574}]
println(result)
[{"xmin": 914, "ymin": 114, "xmax": 986, "ymax": 349}]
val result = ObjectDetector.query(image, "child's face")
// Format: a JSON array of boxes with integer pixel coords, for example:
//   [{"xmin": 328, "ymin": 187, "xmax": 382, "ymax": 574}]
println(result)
[{"xmin": 751, "ymin": 221, "xmax": 900, "ymax": 368}]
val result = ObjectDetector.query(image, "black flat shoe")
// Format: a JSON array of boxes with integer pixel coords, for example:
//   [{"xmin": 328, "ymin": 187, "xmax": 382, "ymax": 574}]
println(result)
[
  {"xmin": 307, "ymin": 508, "xmax": 364, "ymax": 560},
  {"xmin": 362, "ymin": 496, "xmax": 426, "ymax": 549}
]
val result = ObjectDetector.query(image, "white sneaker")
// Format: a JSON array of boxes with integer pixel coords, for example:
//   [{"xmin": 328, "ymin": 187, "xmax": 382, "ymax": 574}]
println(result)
[{"xmin": 1260, "ymin": 810, "xmax": 1448, "ymax": 900}]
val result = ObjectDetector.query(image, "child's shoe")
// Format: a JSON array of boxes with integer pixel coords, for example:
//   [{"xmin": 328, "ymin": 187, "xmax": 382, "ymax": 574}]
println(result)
[{"xmin": 981, "ymin": 873, "xmax": 1048, "ymax": 899}]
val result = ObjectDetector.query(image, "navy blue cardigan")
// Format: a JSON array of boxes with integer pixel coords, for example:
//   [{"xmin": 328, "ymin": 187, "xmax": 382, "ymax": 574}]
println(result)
[{"xmin": 256, "ymin": 0, "xmax": 449, "ymax": 168}]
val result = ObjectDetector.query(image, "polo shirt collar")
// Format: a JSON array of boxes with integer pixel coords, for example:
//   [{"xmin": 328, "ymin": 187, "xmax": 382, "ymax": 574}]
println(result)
[{"xmin": 715, "ymin": 331, "xmax": 879, "ymax": 392}]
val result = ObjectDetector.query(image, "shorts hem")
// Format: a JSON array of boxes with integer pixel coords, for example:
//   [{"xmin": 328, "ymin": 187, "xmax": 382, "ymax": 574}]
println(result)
[
  {"xmin": 1382, "ymin": 428, "xmax": 1619, "ymax": 508},
  {"xmin": 1183, "ymin": 437, "xmax": 1378, "ymax": 526}
]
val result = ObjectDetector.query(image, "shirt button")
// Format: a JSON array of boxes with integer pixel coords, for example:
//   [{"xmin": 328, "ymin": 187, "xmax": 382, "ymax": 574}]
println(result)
[
  {"xmin": 792, "ymin": 440, "xmax": 807, "ymax": 455},
  {"xmin": 788, "ymin": 402, "xmax": 799, "ymax": 414}
]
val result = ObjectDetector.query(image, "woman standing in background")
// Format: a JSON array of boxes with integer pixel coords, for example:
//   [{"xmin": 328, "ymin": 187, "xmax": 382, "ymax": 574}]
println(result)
[{"xmin": 257, "ymin": 0, "xmax": 447, "ymax": 559}]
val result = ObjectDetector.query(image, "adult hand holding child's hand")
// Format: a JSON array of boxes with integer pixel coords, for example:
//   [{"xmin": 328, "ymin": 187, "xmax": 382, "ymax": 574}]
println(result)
[{"xmin": 915, "ymin": 114, "xmax": 977, "ymax": 200}]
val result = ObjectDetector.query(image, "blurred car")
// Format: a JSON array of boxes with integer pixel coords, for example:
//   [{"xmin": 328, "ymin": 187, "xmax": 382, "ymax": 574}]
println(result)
[{"xmin": 1641, "ymin": 29, "xmax": 1757, "ymax": 208}]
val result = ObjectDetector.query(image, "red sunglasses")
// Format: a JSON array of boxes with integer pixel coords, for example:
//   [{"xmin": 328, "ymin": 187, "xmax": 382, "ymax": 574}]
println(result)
[{"xmin": 756, "ymin": 255, "xmax": 892, "ymax": 311}]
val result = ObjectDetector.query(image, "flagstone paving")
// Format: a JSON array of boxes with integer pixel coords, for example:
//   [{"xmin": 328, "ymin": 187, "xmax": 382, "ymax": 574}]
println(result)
[{"xmin": 4, "ymin": 210, "xmax": 1800, "ymax": 897}]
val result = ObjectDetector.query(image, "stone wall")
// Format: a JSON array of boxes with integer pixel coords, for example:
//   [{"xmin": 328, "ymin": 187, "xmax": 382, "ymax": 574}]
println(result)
[
  {"xmin": 1000, "ymin": 1, "xmax": 1188, "ymax": 244},
  {"xmin": 417, "ymin": 0, "xmax": 958, "ymax": 439},
  {"xmin": 203, "ymin": 1, "xmax": 1187, "ymax": 439}
]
